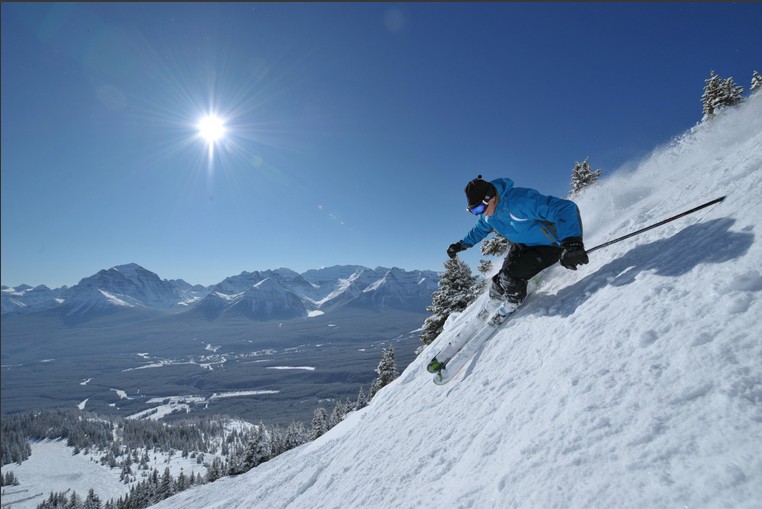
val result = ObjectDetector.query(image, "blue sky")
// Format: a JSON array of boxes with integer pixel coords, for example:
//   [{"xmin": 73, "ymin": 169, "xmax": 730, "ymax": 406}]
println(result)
[{"xmin": 2, "ymin": 2, "xmax": 761, "ymax": 288}]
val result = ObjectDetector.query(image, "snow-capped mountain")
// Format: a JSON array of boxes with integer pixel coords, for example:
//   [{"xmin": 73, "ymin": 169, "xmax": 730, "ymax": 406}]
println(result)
[
  {"xmin": 2, "ymin": 264, "xmax": 440, "ymax": 322},
  {"xmin": 56, "ymin": 263, "xmax": 185, "ymax": 318},
  {"xmin": 191, "ymin": 266, "xmax": 439, "ymax": 321},
  {"xmin": 227, "ymin": 277, "xmax": 311, "ymax": 320},
  {"xmin": 146, "ymin": 90, "xmax": 762, "ymax": 509},
  {"xmin": 194, "ymin": 275, "xmax": 310, "ymax": 321},
  {"xmin": 168, "ymin": 279, "xmax": 211, "ymax": 305},
  {"xmin": 350, "ymin": 267, "xmax": 440, "ymax": 311},
  {"xmin": 211, "ymin": 268, "xmax": 315, "ymax": 296},
  {"xmin": 308, "ymin": 266, "xmax": 383, "ymax": 310},
  {"xmin": 1, "ymin": 284, "xmax": 66, "ymax": 314}
]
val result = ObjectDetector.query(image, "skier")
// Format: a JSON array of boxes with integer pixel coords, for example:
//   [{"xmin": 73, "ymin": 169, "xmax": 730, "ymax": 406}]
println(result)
[{"xmin": 427, "ymin": 175, "xmax": 589, "ymax": 373}]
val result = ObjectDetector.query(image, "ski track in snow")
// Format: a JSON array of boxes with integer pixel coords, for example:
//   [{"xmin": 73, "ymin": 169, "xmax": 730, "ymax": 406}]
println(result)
[{"xmin": 14, "ymin": 97, "xmax": 762, "ymax": 509}]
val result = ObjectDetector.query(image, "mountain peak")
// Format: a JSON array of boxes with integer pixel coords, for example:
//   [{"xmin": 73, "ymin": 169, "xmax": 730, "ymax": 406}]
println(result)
[{"xmin": 110, "ymin": 262, "xmax": 147, "ymax": 274}]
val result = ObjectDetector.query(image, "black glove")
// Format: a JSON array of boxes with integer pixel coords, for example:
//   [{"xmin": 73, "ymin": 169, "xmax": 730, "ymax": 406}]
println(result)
[
  {"xmin": 447, "ymin": 241, "xmax": 467, "ymax": 259},
  {"xmin": 560, "ymin": 237, "xmax": 589, "ymax": 270}
]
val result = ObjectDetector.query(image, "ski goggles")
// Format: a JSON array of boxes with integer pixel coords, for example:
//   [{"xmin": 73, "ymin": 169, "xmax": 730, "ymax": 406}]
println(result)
[{"xmin": 467, "ymin": 200, "xmax": 489, "ymax": 215}]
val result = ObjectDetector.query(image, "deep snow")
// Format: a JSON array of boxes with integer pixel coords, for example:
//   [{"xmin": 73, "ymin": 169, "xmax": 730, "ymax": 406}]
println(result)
[{"xmin": 146, "ymin": 94, "xmax": 762, "ymax": 509}]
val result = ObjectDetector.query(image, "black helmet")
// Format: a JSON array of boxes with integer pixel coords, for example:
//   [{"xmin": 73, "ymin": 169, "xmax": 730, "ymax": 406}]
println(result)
[{"xmin": 464, "ymin": 175, "xmax": 497, "ymax": 208}]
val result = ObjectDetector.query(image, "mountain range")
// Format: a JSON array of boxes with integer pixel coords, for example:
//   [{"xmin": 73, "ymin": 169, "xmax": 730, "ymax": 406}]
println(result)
[
  {"xmin": 1, "ymin": 263, "xmax": 440, "ymax": 323},
  {"xmin": 1, "ymin": 263, "xmax": 442, "ymax": 421}
]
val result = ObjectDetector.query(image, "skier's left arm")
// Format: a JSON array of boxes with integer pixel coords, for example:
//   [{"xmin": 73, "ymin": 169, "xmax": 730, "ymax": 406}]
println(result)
[
  {"xmin": 522, "ymin": 190, "xmax": 584, "ymax": 241},
  {"xmin": 522, "ymin": 190, "xmax": 589, "ymax": 270}
]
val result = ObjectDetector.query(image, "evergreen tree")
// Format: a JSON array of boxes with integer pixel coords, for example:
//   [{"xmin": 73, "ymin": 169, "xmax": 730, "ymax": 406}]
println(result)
[
  {"xmin": 176, "ymin": 470, "xmax": 187, "ymax": 492},
  {"xmin": 475, "ymin": 233, "xmax": 510, "ymax": 294},
  {"xmin": 83, "ymin": 488, "xmax": 102, "ymax": 509},
  {"xmin": 242, "ymin": 423, "xmax": 273, "ymax": 471},
  {"xmin": 702, "ymin": 69, "xmax": 723, "ymax": 120},
  {"xmin": 2, "ymin": 470, "xmax": 19, "ymax": 486},
  {"xmin": 149, "ymin": 467, "xmax": 161, "ymax": 504},
  {"xmin": 481, "ymin": 233, "xmax": 510, "ymax": 257},
  {"xmin": 311, "ymin": 408, "xmax": 329, "ymax": 440},
  {"xmin": 355, "ymin": 386, "xmax": 369, "ymax": 410},
  {"xmin": 67, "ymin": 491, "xmax": 83, "ymax": 509},
  {"xmin": 158, "ymin": 467, "xmax": 174, "ymax": 501},
  {"xmin": 268, "ymin": 425, "xmax": 287, "ymax": 457},
  {"xmin": 570, "ymin": 157, "xmax": 602, "ymax": 195},
  {"xmin": 751, "ymin": 70, "xmax": 762, "ymax": 94},
  {"xmin": 722, "ymin": 76, "xmax": 744, "ymax": 106},
  {"xmin": 477, "ymin": 259, "xmax": 493, "ymax": 276},
  {"xmin": 328, "ymin": 400, "xmax": 348, "ymax": 428},
  {"xmin": 225, "ymin": 446, "xmax": 245, "ymax": 476},
  {"xmin": 206, "ymin": 456, "xmax": 225, "ymax": 482},
  {"xmin": 369, "ymin": 346, "xmax": 399, "ymax": 399},
  {"xmin": 119, "ymin": 464, "xmax": 132, "ymax": 483},
  {"xmin": 702, "ymin": 69, "xmax": 744, "ymax": 121},
  {"xmin": 420, "ymin": 257, "xmax": 478, "ymax": 345},
  {"xmin": 284, "ymin": 421, "xmax": 308, "ymax": 450}
]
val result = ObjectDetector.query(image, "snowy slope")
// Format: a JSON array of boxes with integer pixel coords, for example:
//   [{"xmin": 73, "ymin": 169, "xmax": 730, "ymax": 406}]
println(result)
[{"xmin": 150, "ymin": 96, "xmax": 762, "ymax": 509}]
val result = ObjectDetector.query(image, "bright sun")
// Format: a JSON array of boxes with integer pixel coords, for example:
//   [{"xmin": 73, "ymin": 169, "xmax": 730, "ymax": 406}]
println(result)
[{"xmin": 197, "ymin": 114, "xmax": 227, "ymax": 143}]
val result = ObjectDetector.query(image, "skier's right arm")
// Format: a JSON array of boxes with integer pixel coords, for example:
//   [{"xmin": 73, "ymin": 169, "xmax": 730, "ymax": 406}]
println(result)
[
  {"xmin": 462, "ymin": 217, "xmax": 492, "ymax": 247},
  {"xmin": 448, "ymin": 218, "xmax": 492, "ymax": 258}
]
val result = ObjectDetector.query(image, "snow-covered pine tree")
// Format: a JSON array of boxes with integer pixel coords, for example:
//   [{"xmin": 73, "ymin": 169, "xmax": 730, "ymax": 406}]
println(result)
[
  {"xmin": 420, "ymin": 257, "xmax": 478, "ymax": 345},
  {"xmin": 206, "ymin": 457, "xmax": 225, "ymax": 482},
  {"xmin": 83, "ymin": 488, "xmax": 102, "ymax": 509},
  {"xmin": 481, "ymin": 233, "xmax": 509, "ymax": 257},
  {"xmin": 176, "ymin": 470, "xmax": 188, "ymax": 492},
  {"xmin": 268, "ymin": 426, "xmax": 286, "ymax": 457},
  {"xmin": 369, "ymin": 346, "xmax": 399, "ymax": 398},
  {"xmin": 722, "ymin": 76, "xmax": 744, "ymax": 106},
  {"xmin": 68, "ymin": 491, "xmax": 83, "ymax": 509},
  {"xmin": 355, "ymin": 386, "xmax": 368, "ymax": 410},
  {"xmin": 702, "ymin": 70, "xmax": 724, "ymax": 120},
  {"xmin": 702, "ymin": 69, "xmax": 744, "ymax": 121},
  {"xmin": 329, "ymin": 399, "xmax": 348, "ymax": 427},
  {"xmin": 570, "ymin": 157, "xmax": 602, "ymax": 195},
  {"xmin": 473, "ymin": 233, "xmax": 509, "ymax": 294},
  {"xmin": 751, "ymin": 70, "xmax": 762, "ymax": 94},
  {"xmin": 157, "ymin": 467, "xmax": 174, "ymax": 501},
  {"xmin": 1, "ymin": 471, "xmax": 19, "ymax": 486},
  {"xmin": 311, "ymin": 407, "xmax": 329, "ymax": 440},
  {"xmin": 242, "ymin": 423, "xmax": 273, "ymax": 471},
  {"xmin": 474, "ymin": 259, "xmax": 492, "ymax": 294},
  {"xmin": 284, "ymin": 421, "xmax": 308, "ymax": 450}
]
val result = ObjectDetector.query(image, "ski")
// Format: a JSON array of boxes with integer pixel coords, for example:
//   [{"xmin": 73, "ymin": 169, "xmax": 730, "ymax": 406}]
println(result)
[{"xmin": 432, "ymin": 301, "xmax": 521, "ymax": 385}]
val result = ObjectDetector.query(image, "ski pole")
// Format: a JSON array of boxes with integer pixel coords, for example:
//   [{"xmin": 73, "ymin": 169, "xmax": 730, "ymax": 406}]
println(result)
[{"xmin": 586, "ymin": 195, "xmax": 726, "ymax": 254}]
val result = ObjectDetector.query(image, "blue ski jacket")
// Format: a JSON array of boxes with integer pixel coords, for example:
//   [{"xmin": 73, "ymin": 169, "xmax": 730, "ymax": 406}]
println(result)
[{"xmin": 460, "ymin": 178, "xmax": 583, "ymax": 248}]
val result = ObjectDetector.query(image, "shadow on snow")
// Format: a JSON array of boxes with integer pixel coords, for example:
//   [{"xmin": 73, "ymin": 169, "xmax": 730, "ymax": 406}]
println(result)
[{"xmin": 532, "ymin": 218, "xmax": 755, "ymax": 318}]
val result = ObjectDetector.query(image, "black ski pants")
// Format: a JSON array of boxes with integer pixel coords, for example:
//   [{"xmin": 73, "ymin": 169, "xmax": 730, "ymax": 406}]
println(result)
[{"xmin": 499, "ymin": 243, "xmax": 562, "ymax": 281}]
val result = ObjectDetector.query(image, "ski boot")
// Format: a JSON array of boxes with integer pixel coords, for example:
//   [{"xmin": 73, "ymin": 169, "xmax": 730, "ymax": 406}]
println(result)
[{"xmin": 426, "ymin": 357, "xmax": 448, "ymax": 373}]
